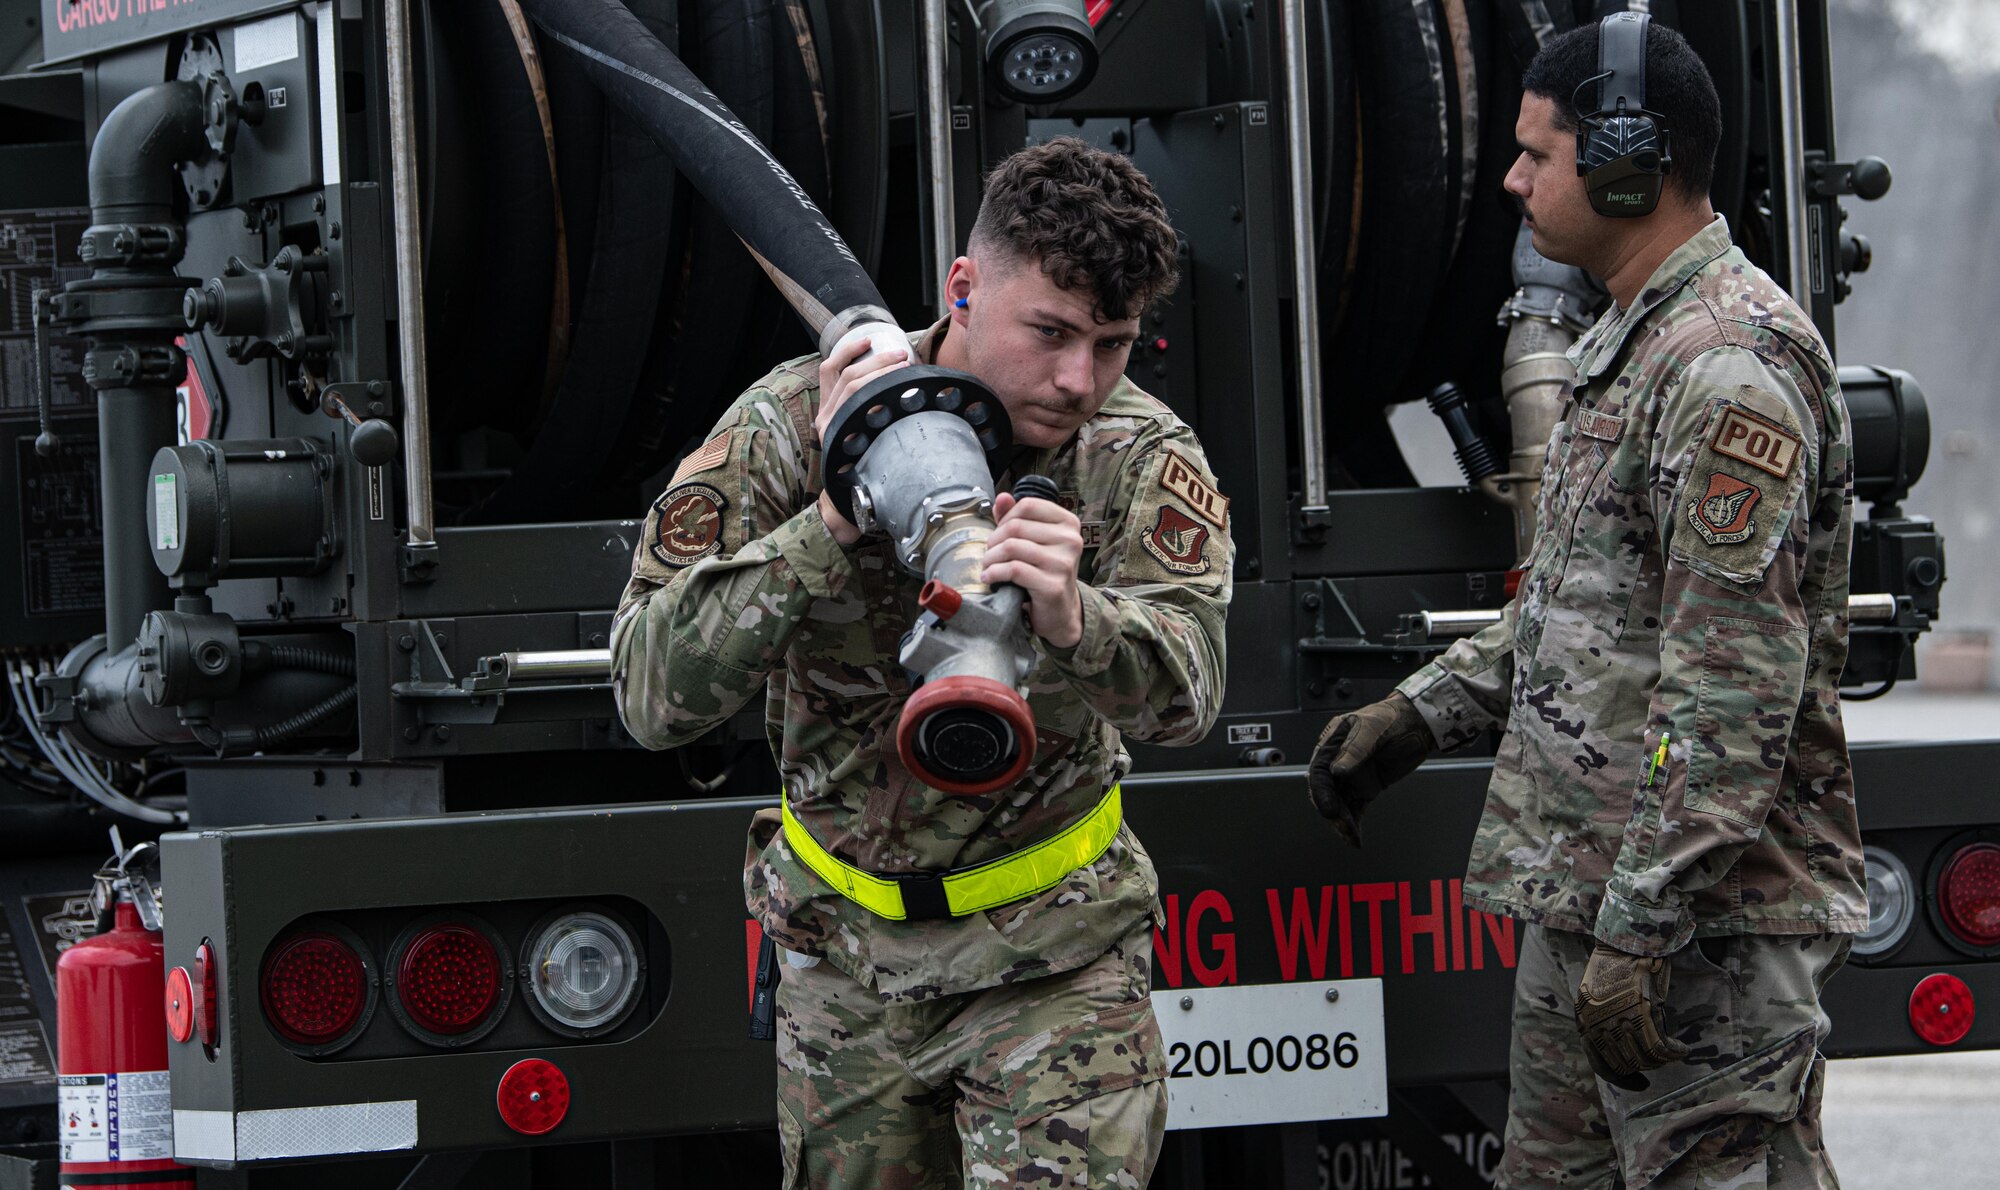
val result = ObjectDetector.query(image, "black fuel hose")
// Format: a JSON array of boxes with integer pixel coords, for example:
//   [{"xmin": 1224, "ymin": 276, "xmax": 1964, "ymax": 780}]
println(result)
[
  {"xmin": 253, "ymin": 687, "xmax": 358, "ymax": 749},
  {"xmin": 244, "ymin": 642, "xmax": 356, "ymax": 679},
  {"xmin": 514, "ymin": 0, "xmax": 892, "ymax": 349}
]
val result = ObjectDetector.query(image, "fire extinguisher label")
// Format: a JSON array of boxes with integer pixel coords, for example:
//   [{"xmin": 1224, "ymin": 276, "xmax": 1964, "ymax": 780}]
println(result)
[{"xmin": 58, "ymin": 1070, "xmax": 172, "ymax": 1162}]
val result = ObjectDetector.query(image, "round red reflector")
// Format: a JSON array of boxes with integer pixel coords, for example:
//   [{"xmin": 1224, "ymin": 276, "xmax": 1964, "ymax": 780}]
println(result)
[
  {"xmin": 193, "ymin": 940, "xmax": 219, "ymax": 1052},
  {"xmin": 1939, "ymin": 843, "xmax": 2000, "ymax": 949},
  {"xmin": 261, "ymin": 931, "xmax": 367, "ymax": 1046},
  {"xmin": 497, "ymin": 1058, "xmax": 570, "ymax": 1136},
  {"xmin": 1909, "ymin": 973, "xmax": 1975, "ymax": 1046},
  {"xmin": 166, "ymin": 966, "xmax": 195, "ymax": 1044},
  {"xmin": 395, "ymin": 924, "xmax": 503, "ymax": 1035}
]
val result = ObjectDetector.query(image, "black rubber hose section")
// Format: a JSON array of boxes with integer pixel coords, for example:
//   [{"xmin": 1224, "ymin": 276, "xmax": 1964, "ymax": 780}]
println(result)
[
  {"xmin": 261, "ymin": 645, "xmax": 356, "ymax": 678},
  {"xmin": 254, "ymin": 686, "xmax": 358, "ymax": 749},
  {"xmin": 514, "ymin": 0, "xmax": 888, "ymax": 340}
]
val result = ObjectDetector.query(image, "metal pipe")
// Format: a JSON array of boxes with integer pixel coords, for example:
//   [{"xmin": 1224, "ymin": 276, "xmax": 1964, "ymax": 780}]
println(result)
[
  {"xmin": 1280, "ymin": 0, "xmax": 1327, "ymax": 513},
  {"xmin": 1415, "ymin": 594, "xmax": 1901, "ymax": 641},
  {"xmin": 1415, "ymin": 609, "xmax": 1506, "ymax": 639},
  {"xmin": 1770, "ymin": 0, "xmax": 1812, "ymax": 304},
  {"xmin": 493, "ymin": 649, "xmax": 613, "ymax": 681},
  {"xmin": 1848, "ymin": 593, "xmax": 1896, "ymax": 624},
  {"xmin": 384, "ymin": 0, "xmax": 436, "ymax": 546},
  {"xmin": 78, "ymin": 79, "xmax": 207, "ymax": 649},
  {"xmin": 922, "ymin": 0, "xmax": 956, "ymax": 311}
]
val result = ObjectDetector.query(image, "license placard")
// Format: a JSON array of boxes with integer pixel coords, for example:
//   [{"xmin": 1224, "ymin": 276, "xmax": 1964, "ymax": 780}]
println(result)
[{"xmin": 1152, "ymin": 980, "xmax": 1386, "ymax": 1129}]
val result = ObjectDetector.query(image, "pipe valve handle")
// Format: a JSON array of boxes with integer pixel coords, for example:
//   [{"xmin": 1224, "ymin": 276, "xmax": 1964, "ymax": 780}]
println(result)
[{"xmin": 1012, "ymin": 474, "xmax": 1058, "ymax": 505}]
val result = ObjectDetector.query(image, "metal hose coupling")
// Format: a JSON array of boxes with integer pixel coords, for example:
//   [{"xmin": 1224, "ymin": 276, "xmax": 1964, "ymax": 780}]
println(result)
[{"xmin": 820, "ymin": 365, "xmax": 1038, "ymax": 794}]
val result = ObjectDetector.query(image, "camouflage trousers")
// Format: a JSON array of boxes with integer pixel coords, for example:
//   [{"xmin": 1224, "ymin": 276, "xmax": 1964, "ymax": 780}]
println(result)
[
  {"xmin": 1500, "ymin": 924, "xmax": 1851, "ymax": 1189},
  {"xmin": 772, "ymin": 920, "xmax": 1167, "ymax": 1189}
]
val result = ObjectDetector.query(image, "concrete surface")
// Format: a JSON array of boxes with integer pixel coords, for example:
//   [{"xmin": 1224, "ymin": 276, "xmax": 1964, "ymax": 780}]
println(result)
[{"xmin": 1822, "ymin": 1050, "xmax": 2000, "ymax": 1189}]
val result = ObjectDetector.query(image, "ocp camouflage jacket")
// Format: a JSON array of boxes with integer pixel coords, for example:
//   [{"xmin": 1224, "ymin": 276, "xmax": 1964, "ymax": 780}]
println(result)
[
  {"xmin": 1397, "ymin": 216, "xmax": 1864, "ymax": 956},
  {"xmin": 610, "ymin": 320, "xmax": 1233, "ymax": 996}
]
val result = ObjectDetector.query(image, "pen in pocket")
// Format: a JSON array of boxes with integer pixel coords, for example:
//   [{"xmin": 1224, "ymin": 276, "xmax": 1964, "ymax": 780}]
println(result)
[{"xmin": 1645, "ymin": 732, "xmax": 1671, "ymax": 787}]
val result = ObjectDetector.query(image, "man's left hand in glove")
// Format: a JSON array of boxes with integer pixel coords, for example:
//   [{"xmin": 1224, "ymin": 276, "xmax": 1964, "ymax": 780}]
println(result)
[{"xmin": 1575, "ymin": 941, "xmax": 1690, "ymax": 1091}]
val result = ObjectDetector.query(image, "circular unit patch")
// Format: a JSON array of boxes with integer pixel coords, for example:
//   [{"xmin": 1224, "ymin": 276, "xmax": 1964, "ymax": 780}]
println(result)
[{"xmin": 649, "ymin": 482, "xmax": 728, "ymax": 568}]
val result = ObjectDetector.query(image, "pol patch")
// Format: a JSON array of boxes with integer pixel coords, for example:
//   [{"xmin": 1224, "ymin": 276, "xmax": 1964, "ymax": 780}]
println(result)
[{"xmin": 649, "ymin": 481, "xmax": 728, "ymax": 568}]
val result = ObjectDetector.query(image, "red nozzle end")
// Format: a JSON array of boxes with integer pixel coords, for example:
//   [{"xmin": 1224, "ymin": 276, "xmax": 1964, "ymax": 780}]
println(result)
[
  {"xmin": 897, "ymin": 676, "xmax": 1036, "ymax": 796},
  {"xmin": 918, "ymin": 580, "xmax": 964, "ymax": 621}
]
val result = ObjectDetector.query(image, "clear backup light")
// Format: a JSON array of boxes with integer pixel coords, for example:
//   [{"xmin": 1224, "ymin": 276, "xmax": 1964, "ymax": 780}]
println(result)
[
  {"xmin": 521, "ymin": 909, "xmax": 643, "ymax": 1035},
  {"xmin": 1855, "ymin": 845, "xmax": 1916, "ymax": 958}
]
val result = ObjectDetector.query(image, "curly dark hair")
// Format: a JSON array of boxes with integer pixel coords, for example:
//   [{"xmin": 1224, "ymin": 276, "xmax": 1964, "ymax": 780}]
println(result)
[{"xmin": 967, "ymin": 137, "xmax": 1180, "ymax": 322}]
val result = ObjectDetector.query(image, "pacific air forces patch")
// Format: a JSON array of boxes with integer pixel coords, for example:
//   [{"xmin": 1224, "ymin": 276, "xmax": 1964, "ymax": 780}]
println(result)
[
  {"xmin": 1688, "ymin": 472, "xmax": 1760, "ymax": 545},
  {"xmin": 1142, "ymin": 505, "xmax": 1211, "ymax": 574},
  {"xmin": 649, "ymin": 481, "xmax": 728, "ymax": 568}
]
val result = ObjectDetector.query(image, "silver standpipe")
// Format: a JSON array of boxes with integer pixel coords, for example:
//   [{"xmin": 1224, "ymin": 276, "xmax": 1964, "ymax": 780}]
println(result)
[
  {"xmin": 384, "ymin": 0, "xmax": 436, "ymax": 557},
  {"xmin": 1771, "ymin": 0, "xmax": 1813, "ymax": 305},
  {"xmin": 922, "ymin": 0, "xmax": 957, "ymax": 314},
  {"xmin": 1281, "ymin": 0, "xmax": 1327, "ymax": 517}
]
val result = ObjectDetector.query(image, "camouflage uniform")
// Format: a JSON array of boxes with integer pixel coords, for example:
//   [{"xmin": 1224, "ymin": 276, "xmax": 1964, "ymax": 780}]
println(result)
[
  {"xmin": 611, "ymin": 319, "xmax": 1232, "ymax": 1187},
  {"xmin": 1507, "ymin": 925, "xmax": 1849, "ymax": 1188},
  {"xmin": 1395, "ymin": 217, "xmax": 1859, "ymax": 1187}
]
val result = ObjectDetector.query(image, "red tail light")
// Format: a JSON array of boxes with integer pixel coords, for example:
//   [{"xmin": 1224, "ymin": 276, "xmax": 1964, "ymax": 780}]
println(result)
[
  {"xmin": 1909, "ymin": 973, "xmax": 1975, "ymax": 1047},
  {"xmin": 1938, "ymin": 842, "xmax": 2000, "ymax": 949},
  {"xmin": 194, "ymin": 940, "xmax": 218, "ymax": 1052},
  {"xmin": 392, "ymin": 922, "xmax": 506, "ymax": 1040},
  {"xmin": 261, "ymin": 930, "xmax": 369, "ymax": 1048}
]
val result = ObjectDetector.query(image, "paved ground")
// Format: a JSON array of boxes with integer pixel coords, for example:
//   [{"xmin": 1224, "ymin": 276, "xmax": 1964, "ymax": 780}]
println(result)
[
  {"xmin": 1822, "ymin": 1050, "xmax": 2000, "ymax": 1188},
  {"xmin": 1841, "ymin": 690, "xmax": 2000, "ymax": 743},
  {"xmin": 1822, "ymin": 691, "xmax": 1998, "ymax": 1187}
]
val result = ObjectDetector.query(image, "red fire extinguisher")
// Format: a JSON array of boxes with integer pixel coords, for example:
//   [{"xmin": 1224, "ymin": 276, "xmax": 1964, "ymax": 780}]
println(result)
[{"xmin": 56, "ymin": 837, "xmax": 190, "ymax": 1188}]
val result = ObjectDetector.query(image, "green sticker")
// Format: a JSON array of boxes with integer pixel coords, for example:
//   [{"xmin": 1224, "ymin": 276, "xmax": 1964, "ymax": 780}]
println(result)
[{"xmin": 152, "ymin": 473, "xmax": 179, "ymax": 552}]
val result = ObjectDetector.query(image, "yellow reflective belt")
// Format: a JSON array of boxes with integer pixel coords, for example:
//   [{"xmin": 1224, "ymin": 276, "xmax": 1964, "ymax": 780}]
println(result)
[{"xmin": 780, "ymin": 784, "xmax": 1123, "ymax": 922}]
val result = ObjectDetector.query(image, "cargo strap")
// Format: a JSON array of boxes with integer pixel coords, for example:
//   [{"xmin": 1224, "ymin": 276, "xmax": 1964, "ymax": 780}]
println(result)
[{"xmin": 781, "ymin": 784, "xmax": 1122, "ymax": 922}]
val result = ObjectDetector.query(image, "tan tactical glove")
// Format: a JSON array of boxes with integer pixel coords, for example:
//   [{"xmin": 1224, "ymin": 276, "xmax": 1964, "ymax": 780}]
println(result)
[
  {"xmin": 1576, "ymin": 941, "xmax": 1691, "ymax": 1090},
  {"xmin": 1305, "ymin": 693, "xmax": 1434, "ymax": 847}
]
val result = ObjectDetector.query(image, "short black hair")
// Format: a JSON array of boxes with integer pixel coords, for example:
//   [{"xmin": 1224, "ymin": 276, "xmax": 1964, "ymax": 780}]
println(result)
[{"xmin": 1521, "ymin": 20, "xmax": 1722, "ymax": 203}]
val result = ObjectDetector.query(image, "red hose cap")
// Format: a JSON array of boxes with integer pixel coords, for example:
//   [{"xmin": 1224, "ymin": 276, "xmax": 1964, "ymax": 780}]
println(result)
[
  {"xmin": 497, "ymin": 1058, "xmax": 571, "ymax": 1136},
  {"xmin": 1909, "ymin": 973, "xmax": 1975, "ymax": 1047},
  {"xmin": 918, "ymin": 580, "xmax": 964, "ymax": 621},
  {"xmin": 897, "ymin": 675, "xmax": 1035, "ymax": 796}
]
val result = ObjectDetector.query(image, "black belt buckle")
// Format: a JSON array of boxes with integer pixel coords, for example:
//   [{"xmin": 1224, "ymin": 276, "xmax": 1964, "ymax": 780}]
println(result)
[{"xmin": 892, "ymin": 871, "xmax": 954, "ymax": 921}]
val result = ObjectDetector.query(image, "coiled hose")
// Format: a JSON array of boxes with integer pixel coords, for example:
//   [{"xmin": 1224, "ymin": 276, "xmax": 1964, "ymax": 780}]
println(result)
[{"xmin": 512, "ymin": 0, "xmax": 893, "ymax": 352}]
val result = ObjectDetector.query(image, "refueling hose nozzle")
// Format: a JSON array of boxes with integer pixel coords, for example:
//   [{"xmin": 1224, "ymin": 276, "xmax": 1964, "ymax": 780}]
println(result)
[{"xmin": 820, "ymin": 364, "xmax": 1045, "ymax": 795}]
